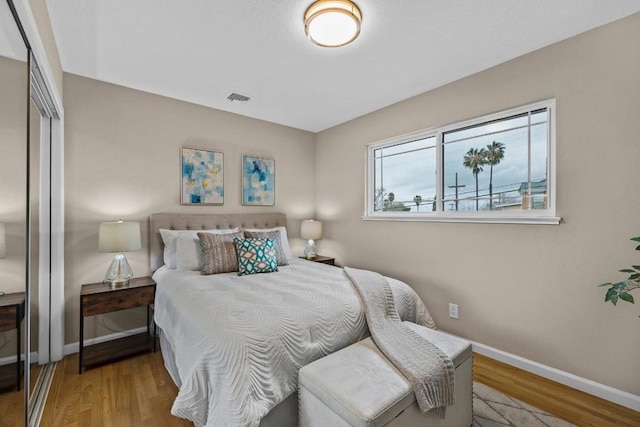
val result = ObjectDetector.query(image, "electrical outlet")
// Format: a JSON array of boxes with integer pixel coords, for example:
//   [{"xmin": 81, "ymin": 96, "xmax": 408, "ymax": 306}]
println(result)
[{"xmin": 449, "ymin": 303, "xmax": 459, "ymax": 319}]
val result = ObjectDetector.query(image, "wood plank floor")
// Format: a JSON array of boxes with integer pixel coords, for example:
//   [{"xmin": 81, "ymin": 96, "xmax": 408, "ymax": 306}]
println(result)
[
  {"xmin": 0, "ymin": 363, "xmax": 43, "ymax": 427},
  {"xmin": 0, "ymin": 385, "xmax": 25, "ymax": 427},
  {"xmin": 40, "ymin": 351, "xmax": 190, "ymax": 427},
  {"xmin": 38, "ymin": 351, "xmax": 640, "ymax": 426},
  {"xmin": 473, "ymin": 353, "xmax": 640, "ymax": 427}
]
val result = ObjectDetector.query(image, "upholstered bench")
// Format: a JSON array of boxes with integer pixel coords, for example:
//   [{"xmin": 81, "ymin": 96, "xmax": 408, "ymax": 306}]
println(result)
[{"xmin": 299, "ymin": 322, "xmax": 472, "ymax": 427}]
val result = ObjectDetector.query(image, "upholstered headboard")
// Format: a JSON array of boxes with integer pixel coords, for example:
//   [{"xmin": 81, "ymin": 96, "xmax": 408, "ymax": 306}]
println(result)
[{"xmin": 149, "ymin": 212, "xmax": 287, "ymax": 272}]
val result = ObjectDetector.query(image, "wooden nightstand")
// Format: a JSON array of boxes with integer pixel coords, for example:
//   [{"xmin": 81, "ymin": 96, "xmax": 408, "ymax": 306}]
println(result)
[
  {"xmin": 0, "ymin": 292, "xmax": 25, "ymax": 391},
  {"xmin": 79, "ymin": 277, "xmax": 156, "ymax": 374},
  {"xmin": 299, "ymin": 255, "xmax": 336, "ymax": 266}
]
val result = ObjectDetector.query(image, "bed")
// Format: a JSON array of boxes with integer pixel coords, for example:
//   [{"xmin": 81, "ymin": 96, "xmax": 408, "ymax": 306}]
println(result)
[{"xmin": 149, "ymin": 213, "xmax": 436, "ymax": 427}]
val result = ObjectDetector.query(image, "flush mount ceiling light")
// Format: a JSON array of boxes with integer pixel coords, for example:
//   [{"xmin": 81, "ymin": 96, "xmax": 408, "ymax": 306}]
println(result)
[{"xmin": 304, "ymin": 0, "xmax": 362, "ymax": 48}]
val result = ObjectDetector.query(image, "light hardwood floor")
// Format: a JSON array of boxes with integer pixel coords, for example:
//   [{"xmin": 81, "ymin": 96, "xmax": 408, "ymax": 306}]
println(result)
[
  {"xmin": 41, "ymin": 351, "xmax": 189, "ymax": 427},
  {"xmin": 39, "ymin": 351, "xmax": 640, "ymax": 426},
  {"xmin": 0, "ymin": 363, "xmax": 43, "ymax": 427},
  {"xmin": 473, "ymin": 353, "xmax": 640, "ymax": 427}
]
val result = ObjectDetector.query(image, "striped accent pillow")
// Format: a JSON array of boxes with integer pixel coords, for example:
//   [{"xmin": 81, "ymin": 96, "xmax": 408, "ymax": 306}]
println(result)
[
  {"xmin": 233, "ymin": 238, "xmax": 278, "ymax": 276},
  {"xmin": 198, "ymin": 231, "xmax": 244, "ymax": 275}
]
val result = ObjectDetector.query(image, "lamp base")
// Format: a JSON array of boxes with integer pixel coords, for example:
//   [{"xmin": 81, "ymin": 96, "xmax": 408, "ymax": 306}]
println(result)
[
  {"xmin": 105, "ymin": 278, "xmax": 130, "ymax": 288},
  {"xmin": 304, "ymin": 239, "xmax": 318, "ymax": 260},
  {"xmin": 104, "ymin": 253, "xmax": 133, "ymax": 288}
]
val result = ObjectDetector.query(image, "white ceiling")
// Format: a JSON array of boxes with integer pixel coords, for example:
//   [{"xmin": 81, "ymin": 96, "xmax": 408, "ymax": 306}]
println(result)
[
  {"xmin": 0, "ymin": 1, "xmax": 28, "ymax": 61},
  {"xmin": 47, "ymin": 0, "xmax": 640, "ymax": 132}
]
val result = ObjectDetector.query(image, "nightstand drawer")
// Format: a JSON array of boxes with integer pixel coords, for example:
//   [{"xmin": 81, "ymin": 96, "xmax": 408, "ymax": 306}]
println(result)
[
  {"xmin": 0, "ymin": 306, "xmax": 18, "ymax": 332},
  {"xmin": 82, "ymin": 285, "xmax": 155, "ymax": 316}
]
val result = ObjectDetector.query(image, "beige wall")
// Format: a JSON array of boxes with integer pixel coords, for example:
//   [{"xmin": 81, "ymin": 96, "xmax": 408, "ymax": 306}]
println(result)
[
  {"xmin": 63, "ymin": 73, "xmax": 316, "ymax": 344},
  {"xmin": 315, "ymin": 13, "xmax": 640, "ymax": 395},
  {"xmin": 0, "ymin": 56, "xmax": 28, "ymax": 296},
  {"xmin": 0, "ymin": 56, "xmax": 28, "ymax": 359},
  {"xmin": 28, "ymin": 0, "xmax": 63, "ymax": 100}
]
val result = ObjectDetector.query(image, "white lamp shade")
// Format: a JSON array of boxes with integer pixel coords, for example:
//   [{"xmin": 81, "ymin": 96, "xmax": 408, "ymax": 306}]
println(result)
[
  {"xmin": 0, "ymin": 223, "xmax": 6, "ymax": 259},
  {"xmin": 304, "ymin": 0, "xmax": 362, "ymax": 47},
  {"xmin": 300, "ymin": 220, "xmax": 323, "ymax": 240},
  {"xmin": 99, "ymin": 221, "xmax": 142, "ymax": 253}
]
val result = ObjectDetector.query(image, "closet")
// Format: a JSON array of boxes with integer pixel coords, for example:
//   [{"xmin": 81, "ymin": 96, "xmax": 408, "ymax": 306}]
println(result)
[{"xmin": 0, "ymin": 1, "xmax": 63, "ymax": 425}]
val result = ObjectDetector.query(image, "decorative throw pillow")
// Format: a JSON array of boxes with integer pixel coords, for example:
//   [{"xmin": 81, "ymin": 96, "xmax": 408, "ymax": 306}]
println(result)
[
  {"xmin": 244, "ymin": 226, "xmax": 292, "ymax": 260},
  {"xmin": 244, "ymin": 230, "xmax": 289, "ymax": 266},
  {"xmin": 233, "ymin": 238, "xmax": 278, "ymax": 276},
  {"xmin": 198, "ymin": 231, "xmax": 245, "ymax": 275}
]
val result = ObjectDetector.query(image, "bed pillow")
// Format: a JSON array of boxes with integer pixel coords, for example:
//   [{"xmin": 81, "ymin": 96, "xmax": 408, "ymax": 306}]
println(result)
[
  {"xmin": 198, "ymin": 231, "xmax": 245, "ymax": 275},
  {"xmin": 176, "ymin": 235, "xmax": 205, "ymax": 271},
  {"xmin": 233, "ymin": 238, "xmax": 278, "ymax": 276},
  {"xmin": 244, "ymin": 230, "xmax": 289, "ymax": 266},
  {"xmin": 160, "ymin": 228, "xmax": 239, "ymax": 269},
  {"xmin": 243, "ymin": 226, "xmax": 292, "ymax": 260}
]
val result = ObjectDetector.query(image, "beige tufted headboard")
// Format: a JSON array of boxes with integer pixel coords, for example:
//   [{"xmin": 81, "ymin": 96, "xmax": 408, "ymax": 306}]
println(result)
[{"xmin": 149, "ymin": 212, "xmax": 287, "ymax": 272}]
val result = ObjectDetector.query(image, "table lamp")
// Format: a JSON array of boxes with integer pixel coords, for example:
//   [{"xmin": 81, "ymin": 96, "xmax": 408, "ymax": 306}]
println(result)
[
  {"xmin": 300, "ymin": 219, "xmax": 322, "ymax": 260},
  {"xmin": 99, "ymin": 220, "xmax": 141, "ymax": 287}
]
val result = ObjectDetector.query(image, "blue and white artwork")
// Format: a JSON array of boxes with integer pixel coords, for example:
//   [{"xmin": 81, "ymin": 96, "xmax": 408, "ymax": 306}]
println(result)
[
  {"xmin": 242, "ymin": 155, "xmax": 275, "ymax": 206},
  {"xmin": 181, "ymin": 147, "xmax": 224, "ymax": 205}
]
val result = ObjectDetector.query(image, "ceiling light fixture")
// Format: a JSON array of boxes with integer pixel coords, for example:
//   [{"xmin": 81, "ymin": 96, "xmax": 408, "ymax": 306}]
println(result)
[{"xmin": 304, "ymin": 0, "xmax": 362, "ymax": 48}]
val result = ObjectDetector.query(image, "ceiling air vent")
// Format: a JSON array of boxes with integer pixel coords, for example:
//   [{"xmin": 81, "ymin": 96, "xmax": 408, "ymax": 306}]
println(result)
[{"xmin": 226, "ymin": 92, "xmax": 251, "ymax": 103}]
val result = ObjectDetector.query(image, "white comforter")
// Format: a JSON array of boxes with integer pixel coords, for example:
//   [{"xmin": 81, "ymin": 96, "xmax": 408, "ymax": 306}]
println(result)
[{"xmin": 153, "ymin": 259, "xmax": 435, "ymax": 427}]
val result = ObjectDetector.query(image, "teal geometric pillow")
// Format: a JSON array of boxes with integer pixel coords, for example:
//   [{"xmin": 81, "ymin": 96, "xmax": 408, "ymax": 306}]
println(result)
[{"xmin": 233, "ymin": 238, "xmax": 278, "ymax": 276}]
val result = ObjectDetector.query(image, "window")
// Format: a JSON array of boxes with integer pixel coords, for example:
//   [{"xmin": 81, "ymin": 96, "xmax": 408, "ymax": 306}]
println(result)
[{"xmin": 365, "ymin": 100, "xmax": 559, "ymax": 224}]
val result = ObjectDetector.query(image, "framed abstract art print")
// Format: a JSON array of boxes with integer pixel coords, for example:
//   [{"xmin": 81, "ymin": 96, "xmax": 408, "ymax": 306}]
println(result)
[
  {"xmin": 181, "ymin": 146, "xmax": 224, "ymax": 205},
  {"xmin": 242, "ymin": 155, "xmax": 275, "ymax": 206}
]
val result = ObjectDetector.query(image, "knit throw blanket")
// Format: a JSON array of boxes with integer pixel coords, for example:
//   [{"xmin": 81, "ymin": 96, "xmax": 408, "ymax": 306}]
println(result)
[{"xmin": 344, "ymin": 267, "xmax": 455, "ymax": 418}]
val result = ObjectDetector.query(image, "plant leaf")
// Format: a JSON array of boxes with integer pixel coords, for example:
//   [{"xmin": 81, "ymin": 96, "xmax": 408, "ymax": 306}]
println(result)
[
  {"xmin": 611, "ymin": 294, "xmax": 619, "ymax": 305},
  {"xmin": 631, "ymin": 237, "xmax": 640, "ymax": 242},
  {"xmin": 619, "ymin": 269, "xmax": 635, "ymax": 273},
  {"xmin": 619, "ymin": 293, "xmax": 635, "ymax": 304},
  {"xmin": 614, "ymin": 280, "xmax": 629, "ymax": 290},
  {"xmin": 598, "ymin": 282, "xmax": 612, "ymax": 287},
  {"xmin": 605, "ymin": 289, "xmax": 616, "ymax": 302},
  {"xmin": 630, "ymin": 274, "xmax": 640, "ymax": 280},
  {"xmin": 632, "ymin": 265, "xmax": 640, "ymax": 271}
]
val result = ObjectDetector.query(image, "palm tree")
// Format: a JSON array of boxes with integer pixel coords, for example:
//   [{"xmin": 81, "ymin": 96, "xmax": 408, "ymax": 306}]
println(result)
[
  {"xmin": 485, "ymin": 141, "xmax": 505, "ymax": 210},
  {"xmin": 413, "ymin": 195, "xmax": 422, "ymax": 211},
  {"xmin": 463, "ymin": 147, "xmax": 487, "ymax": 210}
]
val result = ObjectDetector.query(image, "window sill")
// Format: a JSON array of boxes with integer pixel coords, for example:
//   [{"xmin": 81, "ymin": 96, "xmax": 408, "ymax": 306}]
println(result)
[{"xmin": 361, "ymin": 214, "xmax": 561, "ymax": 225}]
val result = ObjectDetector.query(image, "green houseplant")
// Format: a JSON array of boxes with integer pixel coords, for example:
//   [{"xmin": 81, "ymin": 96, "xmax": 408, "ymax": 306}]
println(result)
[{"xmin": 599, "ymin": 237, "xmax": 640, "ymax": 307}]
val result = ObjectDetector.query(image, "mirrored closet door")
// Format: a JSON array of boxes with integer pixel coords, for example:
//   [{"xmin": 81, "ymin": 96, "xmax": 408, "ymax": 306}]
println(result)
[
  {"xmin": 0, "ymin": 1, "xmax": 60, "ymax": 425},
  {"xmin": 27, "ymin": 48, "xmax": 59, "ymax": 426},
  {"xmin": 0, "ymin": 0, "xmax": 30, "ymax": 424}
]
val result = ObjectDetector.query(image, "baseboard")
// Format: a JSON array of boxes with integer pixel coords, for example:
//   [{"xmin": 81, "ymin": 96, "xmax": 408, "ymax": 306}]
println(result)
[
  {"xmin": 471, "ymin": 340, "xmax": 640, "ymax": 412},
  {"xmin": 0, "ymin": 351, "xmax": 39, "ymax": 366},
  {"xmin": 64, "ymin": 326, "xmax": 148, "ymax": 356}
]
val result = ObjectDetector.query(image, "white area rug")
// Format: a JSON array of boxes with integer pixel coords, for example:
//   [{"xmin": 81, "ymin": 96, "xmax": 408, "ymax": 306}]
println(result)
[{"xmin": 473, "ymin": 382, "xmax": 575, "ymax": 427}]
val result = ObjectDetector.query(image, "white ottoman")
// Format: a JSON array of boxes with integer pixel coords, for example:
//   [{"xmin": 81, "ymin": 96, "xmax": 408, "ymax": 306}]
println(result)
[{"xmin": 299, "ymin": 322, "xmax": 472, "ymax": 427}]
